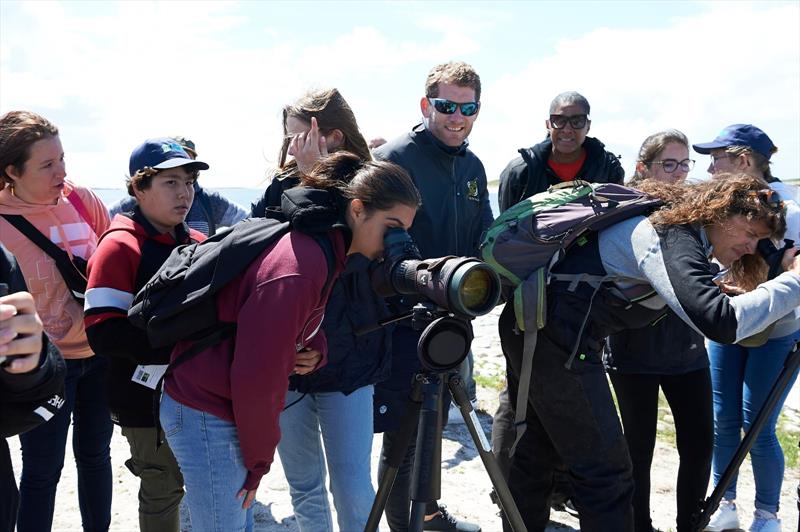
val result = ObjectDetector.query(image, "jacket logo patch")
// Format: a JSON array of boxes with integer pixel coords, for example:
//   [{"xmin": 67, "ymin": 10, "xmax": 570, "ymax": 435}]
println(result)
[
  {"xmin": 467, "ymin": 179, "xmax": 480, "ymax": 202},
  {"xmin": 48, "ymin": 394, "xmax": 65, "ymax": 410}
]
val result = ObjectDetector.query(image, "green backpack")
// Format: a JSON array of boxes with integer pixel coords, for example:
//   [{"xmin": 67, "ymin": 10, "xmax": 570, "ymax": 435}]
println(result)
[{"xmin": 480, "ymin": 180, "xmax": 662, "ymax": 453}]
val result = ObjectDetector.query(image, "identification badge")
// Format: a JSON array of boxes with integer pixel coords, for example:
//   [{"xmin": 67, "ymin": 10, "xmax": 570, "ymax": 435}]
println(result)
[{"xmin": 131, "ymin": 364, "xmax": 168, "ymax": 390}]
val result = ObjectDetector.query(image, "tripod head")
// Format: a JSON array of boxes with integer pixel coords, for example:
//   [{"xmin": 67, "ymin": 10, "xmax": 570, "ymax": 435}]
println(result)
[
  {"xmin": 405, "ymin": 303, "xmax": 472, "ymax": 373},
  {"xmin": 360, "ymin": 302, "xmax": 472, "ymax": 374}
]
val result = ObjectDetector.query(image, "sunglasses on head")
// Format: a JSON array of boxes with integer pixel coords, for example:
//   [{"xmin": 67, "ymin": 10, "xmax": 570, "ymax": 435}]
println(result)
[
  {"xmin": 747, "ymin": 189, "xmax": 784, "ymax": 212},
  {"xmin": 428, "ymin": 98, "xmax": 480, "ymax": 117},
  {"xmin": 549, "ymin": 114, "xmax": 588, "ymax": 130}
]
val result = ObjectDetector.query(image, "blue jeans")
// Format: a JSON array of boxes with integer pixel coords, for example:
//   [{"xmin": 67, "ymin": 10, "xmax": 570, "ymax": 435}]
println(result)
[
  {"xmin": 277, "ymin": 385, "xmax": 376, "ymax": 532},
  {"xmin": 708, "ymin": 332, "xmax": 800, "ymax": 513},
  {"xmin": 160, "ymin": 391, "xmax": 254, "ymax": 532},
  {"xmin": 17, "ymin": 355, "xmax": 113, "ymax": 532}
]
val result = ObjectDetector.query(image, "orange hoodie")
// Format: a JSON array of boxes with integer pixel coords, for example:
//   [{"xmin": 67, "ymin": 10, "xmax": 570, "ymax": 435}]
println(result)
[{"xmin": 0, "ymin": 180, "xmax": 110, "ymax": 359}]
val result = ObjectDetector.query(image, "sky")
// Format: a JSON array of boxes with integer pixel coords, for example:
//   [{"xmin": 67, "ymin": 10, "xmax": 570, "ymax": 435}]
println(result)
[{"xmin": 1, "ymin": 0, "xmax": 799, "ymax": 190}]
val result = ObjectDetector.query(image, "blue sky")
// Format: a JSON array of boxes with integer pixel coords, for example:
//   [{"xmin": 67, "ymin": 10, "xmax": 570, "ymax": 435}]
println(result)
[{"xmin": 1, "ymin": 1, "xmax": 798, "ymax": 190}]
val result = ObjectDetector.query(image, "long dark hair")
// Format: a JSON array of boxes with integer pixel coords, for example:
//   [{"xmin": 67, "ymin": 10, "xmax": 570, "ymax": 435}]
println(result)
[{"xmin": 302, "ymin": 151, "xmax": 420, "ymax": 214}]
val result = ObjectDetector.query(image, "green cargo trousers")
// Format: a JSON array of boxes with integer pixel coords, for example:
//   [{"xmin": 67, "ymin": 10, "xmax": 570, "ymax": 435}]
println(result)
[{"xmin": 121, "ymin": 425, "xmax": 184, "ymax": 532}]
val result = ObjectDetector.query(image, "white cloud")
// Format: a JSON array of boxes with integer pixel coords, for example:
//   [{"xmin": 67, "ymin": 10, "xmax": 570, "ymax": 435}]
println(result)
[
  {"xmin": 472, "ymin": 2, "xmax": 800, "ymax": 186},
  {"xmin": 1, "ymin": 0, "xmax": 797, "ymax": 195}
]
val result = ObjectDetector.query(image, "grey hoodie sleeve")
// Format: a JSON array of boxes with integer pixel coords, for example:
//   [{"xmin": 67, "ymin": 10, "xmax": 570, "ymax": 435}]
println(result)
[
  {"xmin": 205, "ymin": 189, "xmax": 248, "ymax": 228},
  {"xmin": 600, "ymin": 217, "xmax": 800, "ymax": 344}
]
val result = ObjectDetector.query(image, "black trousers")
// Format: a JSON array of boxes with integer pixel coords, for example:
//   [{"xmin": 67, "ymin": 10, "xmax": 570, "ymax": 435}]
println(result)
[
  {"xmin": 609, "ymin": 368, "xmax": 713, "ymax": 532},
  {"xmin": 492, "ymin": 304, "xmax": 575, "ymax": 502},
  {"xmin": 0, "ymin": 438, "xmax": 19, "ymax": 532},
  {"xmin": 501, "ymin": 303, "xmax": 634, "ymax": 532}
]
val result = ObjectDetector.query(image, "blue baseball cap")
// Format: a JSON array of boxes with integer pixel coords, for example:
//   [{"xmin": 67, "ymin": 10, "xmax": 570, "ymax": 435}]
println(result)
[
  {"xmin": 129, "ymin": 137, "xmax": 209, "ymax": 176},
  {"xmin": 692, "ymin": 124, "xmax": 776, "ymax": 160}
]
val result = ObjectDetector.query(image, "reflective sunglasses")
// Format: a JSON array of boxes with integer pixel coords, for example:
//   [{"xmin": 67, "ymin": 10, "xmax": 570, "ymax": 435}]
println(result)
[
  {"xmin": 650, "ymin": 158, "xmax": 695, "ymax": 173},
  {"xmin": 549, "ymin": 114, "xmax": 588, "ymax": 129},
  {"xmin": 428, "ymin": 98, "xmax": 480, "ymax": 117}
]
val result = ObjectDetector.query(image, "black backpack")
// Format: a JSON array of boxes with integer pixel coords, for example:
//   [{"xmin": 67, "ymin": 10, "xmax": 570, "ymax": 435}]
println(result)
[{"xmin": 128, "ymin": 188, "xmax": 341, "ymax": 358}]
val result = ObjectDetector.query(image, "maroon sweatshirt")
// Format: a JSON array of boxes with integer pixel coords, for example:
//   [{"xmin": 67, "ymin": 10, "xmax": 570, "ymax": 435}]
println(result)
[{"xmin": 164, "ymin": 228, "xmax": 346, "ymax": 489}]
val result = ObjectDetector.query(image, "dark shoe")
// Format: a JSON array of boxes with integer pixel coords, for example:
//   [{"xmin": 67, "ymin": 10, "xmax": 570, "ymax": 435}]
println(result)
[{"xmin": 423, "ymin": 504, "xmax": 482, "ymax": 532}]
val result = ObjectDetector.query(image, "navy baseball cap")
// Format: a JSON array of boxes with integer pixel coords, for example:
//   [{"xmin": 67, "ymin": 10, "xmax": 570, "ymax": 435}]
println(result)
[
  {"xmin": 692, "ymin": 124, "xmax": 776, "ymax": 159},
  {"xmin": 129, "ymin": 137, "xmax": 209, "ymax": 176}
]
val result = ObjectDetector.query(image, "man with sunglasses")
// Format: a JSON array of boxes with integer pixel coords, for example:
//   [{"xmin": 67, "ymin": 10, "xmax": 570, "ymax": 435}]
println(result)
[
  {"xmin": 492, "ymin": 91, "xmax": 625, "ymax": 526},
  {"xmin": 373, "ymin": 61, "xmax": 492, "ymax": 532}
]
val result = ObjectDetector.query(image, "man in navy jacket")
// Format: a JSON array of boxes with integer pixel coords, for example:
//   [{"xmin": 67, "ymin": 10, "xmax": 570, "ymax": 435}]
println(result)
[{"xmin": 373, "ymin": 60, "xmax": 492, "ymax": 532}]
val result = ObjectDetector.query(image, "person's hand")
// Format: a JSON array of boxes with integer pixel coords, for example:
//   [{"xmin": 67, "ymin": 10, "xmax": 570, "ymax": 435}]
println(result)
[
  {"xmin": 293, "ymin": 348, "xmax": 322, "ymax": 375},
  {"xmin": 368, "ymin": 137, "xmax": 387, "ymax": 149},
  {"xmin": 236, "ymin": 487, "xmax": 257, "ymax": 510},
  {"xmin": 783, "ymin": 246, "xmax": 799, "ymax": 274},
  {"xmin": 0, "ymin": 291, "xmax": 43, "ymax": 373},
  {"xmin": 717, "ymin": 282, "xmax": 746, "ymax": 296},
  {"xmin": 287, "ymin": 117, "xmax": 327, "ymax": 175}
]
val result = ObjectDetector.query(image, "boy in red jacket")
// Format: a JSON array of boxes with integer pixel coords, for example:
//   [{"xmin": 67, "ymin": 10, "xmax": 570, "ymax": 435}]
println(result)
[{"xmin": 84, "ymin": 138, "xmax": 208, "ymax": 532}]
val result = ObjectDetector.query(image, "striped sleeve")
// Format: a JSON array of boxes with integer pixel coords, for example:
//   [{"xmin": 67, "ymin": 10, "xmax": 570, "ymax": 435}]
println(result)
[{"xmin": 84, "ymin": 233, "xmax": 139, "ymax": 328}]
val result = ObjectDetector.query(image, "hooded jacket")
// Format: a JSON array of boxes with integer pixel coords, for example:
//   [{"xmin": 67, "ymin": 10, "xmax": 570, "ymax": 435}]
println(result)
[
  {"xmin": 83, "ymin": 208, "xmax": 205, "ymax": 426},
  {"xmin": 164, "ymin": 187, "xmax": 349, "ymax": 491},
  {"xmin": 498, "ymin": 136, "xmax": 624, "ymax": 212},
  {"xmin": 253, "ymin": 171, "xmax": 392, "ymax": 395},
  {"xmin": 374, "ymin": 124, "xmax": 494, "ymax": 260},
  {"xmin": 0, "ymin": 181, "xmax": 109, "ymax": 359}
]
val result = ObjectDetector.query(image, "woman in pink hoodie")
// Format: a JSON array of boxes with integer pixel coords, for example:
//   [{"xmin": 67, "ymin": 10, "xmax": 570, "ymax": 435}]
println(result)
[{"xmin": 0, "ymin": 111, "xmax": 113, "ymax": 532}]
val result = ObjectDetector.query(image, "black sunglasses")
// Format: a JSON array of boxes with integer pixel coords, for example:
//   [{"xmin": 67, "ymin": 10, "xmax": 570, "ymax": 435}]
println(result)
[
  {"xmin": 428, "ymin": 98, "xmax": 480, "ymax": 117},
  {"xmin": 549, "ymin": 114, "xmax": 588, "ymax": 129}
]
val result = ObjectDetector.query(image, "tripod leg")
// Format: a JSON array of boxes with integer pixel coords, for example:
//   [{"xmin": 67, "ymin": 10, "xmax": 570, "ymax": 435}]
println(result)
[
  {"xmin": 691, "ymin": 342, "xmax": 800, "ymax": 531},
  {"xmin": 366, "ymin": 377, "xmax": 425, "ymax": 532},
  {"xmin": 448, "ymin": 375, "xmax": 528, "ymax": 532},
  {"xmin": 410, "ymin": 376, "xmax": 444, "ymax": 532}
]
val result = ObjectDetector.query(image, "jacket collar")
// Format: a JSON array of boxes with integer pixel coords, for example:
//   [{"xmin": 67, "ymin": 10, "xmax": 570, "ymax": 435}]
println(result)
[
  {"xmin": 412, "ymin": 123, "xmax": 468, "ymax": 157},
  {"xmin": 129, "ymin": 205, "xmax": 192, "ymax": 243}
]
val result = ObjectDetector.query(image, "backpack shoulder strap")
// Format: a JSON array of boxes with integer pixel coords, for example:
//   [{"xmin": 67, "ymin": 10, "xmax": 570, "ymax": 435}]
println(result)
[
  {"xmin": 1, "ymin": 214, "xmax": 87, "ymax": 302},
  {"xmin": 311, "ymin": 232, "xmax": 337, "ymax": 299},
  {"xmin": 67, "ymin": 190, "xmax": 94, "ymax": 233}
]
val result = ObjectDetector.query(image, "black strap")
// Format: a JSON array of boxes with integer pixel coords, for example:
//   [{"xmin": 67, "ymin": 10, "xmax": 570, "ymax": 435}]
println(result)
[{"xmin": 1, "ymin": 214, "xmax": 88, "ymax": 303}]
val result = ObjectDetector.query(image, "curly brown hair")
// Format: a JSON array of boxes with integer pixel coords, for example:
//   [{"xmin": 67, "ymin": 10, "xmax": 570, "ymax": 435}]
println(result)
[{"xmin": 642, "ymin": 173, "xmax": 786, "ymax": 290}]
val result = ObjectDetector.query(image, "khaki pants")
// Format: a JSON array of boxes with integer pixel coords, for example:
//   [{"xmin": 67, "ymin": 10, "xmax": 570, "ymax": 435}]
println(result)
[{"xmin": 122, "ymin": 425, "xmax": 184, "ymax": 532}]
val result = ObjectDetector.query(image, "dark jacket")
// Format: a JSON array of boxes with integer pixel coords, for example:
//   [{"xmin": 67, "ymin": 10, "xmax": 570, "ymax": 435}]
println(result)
[
  {"xmin": 372, "ymin": 124, "xmax": 494, "ymax": 431},
  {"xmin": 0, "ymin": 245, "xmax": 66, "ymax": 439},
  {"xmin": 498, "ymin": 136, "xmax": 624, "ymax": 212},
  {"xmin": 374, "ymin": 124, "xmax": 494, "ymax": 260},
  {"xmin": 605, "ymin": 311, "xmax": 709, "ymax": 375},
  {"xmin": 84, "ymin": 208, "xmax": 205, "ymax": 427},
  {"xmin": 253, "ymin": 172, "xmax": 392, "ymax": 395}
]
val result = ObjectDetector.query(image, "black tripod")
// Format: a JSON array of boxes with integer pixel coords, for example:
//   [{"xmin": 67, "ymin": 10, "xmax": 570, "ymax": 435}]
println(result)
[
  {"xmin": 690, "ymin": 341, "xmax": 800, "ymax": 531},
  {"xmin": 364, "ymin": 310, "xmax": 526, "ymax": 532}
]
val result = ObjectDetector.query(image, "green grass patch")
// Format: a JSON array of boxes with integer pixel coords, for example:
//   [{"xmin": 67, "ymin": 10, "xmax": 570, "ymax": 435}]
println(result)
[
  {"xmin": 777, "ymin": 413, "xmax": 800, "ymax": 469},
  {"xmin": 474, "ymin": 372, "xmax": 505, "ymax": 391}
]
